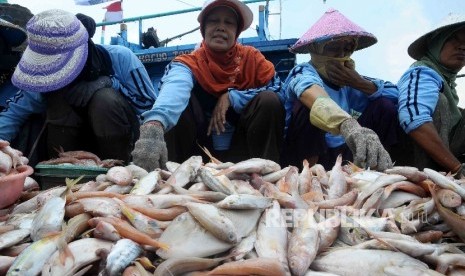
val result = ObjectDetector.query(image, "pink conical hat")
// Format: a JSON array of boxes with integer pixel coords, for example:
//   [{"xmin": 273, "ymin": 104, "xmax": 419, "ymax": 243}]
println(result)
[{"xmin": 290, "ymin": 8, "xmax": 377, "ymax": 54}]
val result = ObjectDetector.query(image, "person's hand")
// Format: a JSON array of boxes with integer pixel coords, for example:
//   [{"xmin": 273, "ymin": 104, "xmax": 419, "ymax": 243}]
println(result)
[
  {"xmin": 131, "ymin": 122, "xmax": 168, "ymax": 171},
  {"xmin": 340, "ymin": 118, "xmax": 393, "ymax": 171},
  {"xmin": 208, "ymin": 92, "xmax": 230, "ymax": 135},
  {"xmin": 64, "ymin": 76, "xmax": 112, "ymax": 107},
  {"xmin": 325, "ymin": 60, "xmax": 361, "ymax": 88}
]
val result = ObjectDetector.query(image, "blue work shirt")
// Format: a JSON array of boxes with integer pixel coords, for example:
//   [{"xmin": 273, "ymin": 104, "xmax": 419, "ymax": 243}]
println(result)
[
  {"xmin": 0, "ymin": 44, "xmax": 156, "ymax": 141},
  {"xmin": 279, "ymin": 62, "xmax": 398, "ymax": 148}
]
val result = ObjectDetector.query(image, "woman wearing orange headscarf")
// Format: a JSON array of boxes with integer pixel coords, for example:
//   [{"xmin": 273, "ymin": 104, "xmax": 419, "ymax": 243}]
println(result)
[{"xmin": 132, "ymin": 0, "xmax": 284, "ymax": 171}]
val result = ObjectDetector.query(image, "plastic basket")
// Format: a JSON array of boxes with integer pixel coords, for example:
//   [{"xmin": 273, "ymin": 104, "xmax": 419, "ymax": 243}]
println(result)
[{"xmin": 34, "ymin": 164, "xmax": 108, "ymax": 190}]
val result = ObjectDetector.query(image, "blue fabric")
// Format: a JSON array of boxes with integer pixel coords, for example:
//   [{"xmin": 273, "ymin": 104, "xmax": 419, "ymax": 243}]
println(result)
[
  {"xmin": 0, "ymin": 44, "xmax": 156, "ymax": 141},
  {"xmin": 279, "ymin": 62, "xmax": 399, "ymax": 148},
  {"xmin": 397, "ymin": 65, "xmax": 443, "ymax": 134},
  {"xmin": 141, "ymin": 61, "xmax": 282, "ymax": 131},
  {"xmin": 0, "ymin": 81, "xmax": 18, "ymax": 109}
]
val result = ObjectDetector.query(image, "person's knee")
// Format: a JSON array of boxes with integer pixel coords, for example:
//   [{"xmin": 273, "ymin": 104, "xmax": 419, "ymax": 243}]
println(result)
[
  {"xmin": 377, "ymin": 97, "xmax": 397, "ymax": 115},
  {"xmin": 256, "ymin": 91, "xmax": 283, "ymax": 112},
  {"xmin": 88, "ymin": 87, "xmax": 122, "ymax": 115},
  {"xmin": 88, "ymin": 88, "xmax": 136, "ymax": 136}
]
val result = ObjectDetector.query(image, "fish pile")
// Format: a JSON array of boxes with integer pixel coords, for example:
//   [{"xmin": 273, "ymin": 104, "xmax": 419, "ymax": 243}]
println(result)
[
  {"xmin": 0, "ymin": 140, "xmax": 29, "ymax": 178},
  {"xmin": 38, "ymin": 148, "xmax": 124, "ymax": 168},
  {"xmin": 1, "ymin": 152, "xmax": 465, "ymax": 275}
]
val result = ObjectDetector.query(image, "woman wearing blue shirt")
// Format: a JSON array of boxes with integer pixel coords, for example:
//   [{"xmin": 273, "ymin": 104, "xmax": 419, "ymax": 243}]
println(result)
[
  {"xmin": 132, "ymin": 0, "xmax": 284, "ymax": 171},
  {"xmin": 280, "ymin": 9, "xmax": 399, "ymax": 171},
  {"xmin": 398, "ymin": 13, "xmax": 465, "ymax": 178},
  {"xmin": 0, "ymin": 10, "xmax": 156, "ymax": 163}
]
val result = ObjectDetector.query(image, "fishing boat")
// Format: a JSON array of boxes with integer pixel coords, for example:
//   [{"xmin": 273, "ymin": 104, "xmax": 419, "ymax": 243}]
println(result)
[{"xmin": 96, "ymin": 0, "xmax": 298, "ymax": 86}]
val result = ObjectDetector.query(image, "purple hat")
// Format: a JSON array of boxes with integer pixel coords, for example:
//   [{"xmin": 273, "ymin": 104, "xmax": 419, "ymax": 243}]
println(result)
[
  {"xmin": 290, "ymin": 8, "xmax": 377, "ymax": 54},
  {"xmin": 12, "ymin": 9, "xmax": 88, "ymax": 93}
]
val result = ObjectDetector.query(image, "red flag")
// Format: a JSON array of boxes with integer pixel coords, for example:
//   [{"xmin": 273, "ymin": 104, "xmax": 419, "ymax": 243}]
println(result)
[{"xmin": 103, "ymin": 1, "xmax": 123, "ymax": 22}]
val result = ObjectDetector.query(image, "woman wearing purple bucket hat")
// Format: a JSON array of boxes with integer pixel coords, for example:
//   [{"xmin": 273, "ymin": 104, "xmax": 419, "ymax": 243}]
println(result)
[
  {"xmin": 279, "ymin": 8, "xmax": 401, "ymax": 171},
  {"xmin": 0, "ymin": 10, "xmax": 156, "ymax": 164},
  {"xmin": 397, "ymin": 13, "xmax": 465, "ymax": 178},
  {"xmin": 132, "ymin": 0, "xmax": 284, "ymax": 171}
]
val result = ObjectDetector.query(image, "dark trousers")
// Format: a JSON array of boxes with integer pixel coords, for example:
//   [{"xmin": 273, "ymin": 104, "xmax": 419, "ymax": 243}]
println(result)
[
  {"xmin": 282, "ymin": 97, "xmax": 402, "ymax": 170},
  {"xmin": 45, "ymin": 87, "xmax": 140, "ymax": 163},
  {"xmin": 165, "ymin": 91, "xmax": 285, "ymax": 164}
]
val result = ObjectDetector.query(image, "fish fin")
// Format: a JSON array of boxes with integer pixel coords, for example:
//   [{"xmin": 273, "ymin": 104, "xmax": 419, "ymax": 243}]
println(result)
[
  {"xmin": 135, "ymin": 256, "xmax": 156, "ymax": 270},
  {"xmin": 214, "ymin": 167, "xmax": 236, "ymax": 177},
  {"xmin": 435, "ymin": 262, "xmax": 449, "ymax": 275},
  {"xmin": 63, "ymin": 175, "xmax": 84, "ymax": 198},
  {"xmin": 133, "ymin": 261, "xmax": 152, "ymax": 274},
  {"xmin": 57, "ymin": 235, "xmax": 74, "ymax": 265},
  {"xmin": 80, "ymin": 227, "xmax": 95, "ymax": 239},
  {"xmin": 168, "ymin": 182, "xmax": 188, "ymax": 194},
  {"xmin": 197, "ymin": 142, "xmax": 222, "ymax": 164},
  {"xmin": 119, "ymin": 201, "xmax": 136, "ymax": 222},
  {"xmin": 155, "ymin": 240, "xmax": 170, "ymax": 251},
  {"xmin": 73, "ymin": 264, "xmax": 93, "ymax": 276},
  {"xmin": 347, "ymin": 161, "xmax": 363, "ymax": 172},
  {"xmin": 54, "ymin": 145, "xmax": 64, "ymax": 155}
]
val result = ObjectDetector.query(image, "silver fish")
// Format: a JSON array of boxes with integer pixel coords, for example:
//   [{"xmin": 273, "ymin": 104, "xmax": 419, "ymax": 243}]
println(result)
[
  {"xmin": 157, "ymin": 212, "xmax": 233, "ymax": 259},
  {"xmin": 0, "ymin": 229, "xmax": 30, "ymax": 251},
  {"xmin": 310, "ymin": 248, "xmax": 428, "ymax": 275},
  {"xmin": 106, "ymin": 239, "xmax": 143, "ymax": 276},
  {"xmin": 185, "ymin": 202, "xmax": 238, "ymax": 244},
  {"xmin": 216, "ymin": 194, "xmax": 273, "ymax": 209},
  {"xmin": 42, "ymin": 238, "xmax": 113, "ymax": 276},
  {"xmin": 130, "ymin": 170, "xmax": 160, "ymax": 195}
]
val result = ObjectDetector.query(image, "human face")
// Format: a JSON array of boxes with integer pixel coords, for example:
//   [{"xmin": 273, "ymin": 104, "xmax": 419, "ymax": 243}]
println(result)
[
  {"xmin": 203, "ymin": 6, "xmax": 238, "ymax": 52},
  {"xmin": 322, "ymin": 38, "xmax": 356, "ymax": 58},
  {"xmin": 440, "ymin": 27, "xmax": 465, "ymax": 72}
]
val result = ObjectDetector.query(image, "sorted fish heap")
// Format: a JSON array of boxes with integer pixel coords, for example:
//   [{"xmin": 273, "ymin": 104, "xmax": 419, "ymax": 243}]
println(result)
[
  {"xmin": 1, "ymin": 152, "xmax": 465, "ymax": 275},
  {"xmin": 38, "ymin": 148, "xmax": 124, "ymax": 168}
]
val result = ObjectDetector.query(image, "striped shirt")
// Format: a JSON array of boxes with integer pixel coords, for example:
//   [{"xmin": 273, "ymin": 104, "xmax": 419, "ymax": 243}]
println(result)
[{"xmin": 397, "ymin": 66, "xmax": 443, "ymax": 134}]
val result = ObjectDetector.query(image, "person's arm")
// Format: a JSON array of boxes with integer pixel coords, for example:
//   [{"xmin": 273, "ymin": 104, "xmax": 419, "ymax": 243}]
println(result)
[
  {"xmin": 0, "ymin": 90, "xmax": 46, "ymax": 141},
  {"xmin": 228, "ymin": 72, "xmax": 282, "ymax": 113},
  {"xmin": 398, "ymin": 66, "xmax": 461, "ymax": 173},
  {"xmin": 409, "ymin": 122, "xmax": 461, "ymax": 173},
  {"xmin": 132, "ymin": 61, "xmax": 194, "ymax": 172},
  {"xmin": 105, "ymin": 45, "xmax": 156, "ymax": 114},
  {"xmin": 140, "ymin": 62, "xmax": 194, "ymax": 131},
  {"xmin": 299, "ymin": 84, "xmax": 328, "ymax": 108},
  {"xmin": 291, "ymin": 64, "xmax": 392, "ymax": 170}
]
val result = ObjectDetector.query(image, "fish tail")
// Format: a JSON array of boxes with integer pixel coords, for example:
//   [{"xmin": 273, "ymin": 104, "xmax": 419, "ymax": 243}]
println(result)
[
  {"xmin": 197, "ymin": 142, "xmax": 222, "ymax": 164},
  {"xmin": 120, "ymin": 204, "xmax": 136, "ymax": 223},
  {"xmin": 154, "ymin": 240, "xmax": 170, "ymax": 250},
  {"xmin": 214, "ymin": 167, "xmax": 235, "ymax": 177},
  {"xmin": 57, "ymin": 236, "xmax": 75, "ymax": 265},
  {"xmin": 63, "ymin": 175, "xmax": 84, "ymax": 198}
]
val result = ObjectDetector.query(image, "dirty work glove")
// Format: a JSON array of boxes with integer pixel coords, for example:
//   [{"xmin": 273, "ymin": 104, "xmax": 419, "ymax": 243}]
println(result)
[
  {"xmin": 131, "ymin": 122, "xmax": 168, "ymax": 171},
  {"xmin": 310, "ymin": 97, "xmax": 352, "ymax": 135},
  {"xmin": 340, "ymin": 118, "xmax": 393, "ymax": 171},
  {"xmin": 64, "ymin": 76, "xmax": 112, "ymax": 107}
]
